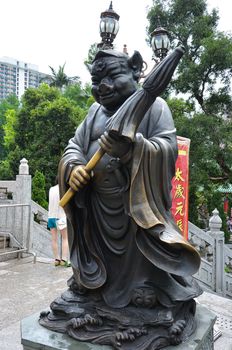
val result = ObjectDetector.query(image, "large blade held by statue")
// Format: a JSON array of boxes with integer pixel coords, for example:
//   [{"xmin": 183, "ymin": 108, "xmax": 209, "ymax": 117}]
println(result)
[{"xmin": 107, "ymin": 46, "xmax": 184, "ymax": 142}]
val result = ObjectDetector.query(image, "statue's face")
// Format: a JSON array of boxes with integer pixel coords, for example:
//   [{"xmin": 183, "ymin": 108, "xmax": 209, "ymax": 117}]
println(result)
[{"xmin": 91, "ymin": 57, "xmax": 137, "ymax": 110}]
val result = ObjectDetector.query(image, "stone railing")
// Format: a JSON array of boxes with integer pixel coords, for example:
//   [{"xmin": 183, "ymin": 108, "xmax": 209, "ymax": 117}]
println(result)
[
  {"xmin": 224, "ymin": 244, "xmax": 232, "ymax": 298},
  {"xmin": 31, "ymin": 200, "xmax": 48, "ymax": 228},
  {"xmin": 224, "ymin": 245, "xmax": 232, "ymax": 272},
  {"xmin": 0, "ymin": 203, "xmax": 37, "ymax": 262},
  {"xmin": 0, "ymin": 159, "xmax": 52, "ymax": 259},
  {"xmin": 189, "ymin": 222, "xmax": 215, "ymax": 291},
  {"xmin": 190, "ymin": 208, "xmax": 232, "ymax": 298},
  {"xmin": 0, "ymin": 203, "xmax": 31, "ymax": 249},
  {"xmin": 31, "ymin": 200, "xmax": 58, "ymax": 258}
]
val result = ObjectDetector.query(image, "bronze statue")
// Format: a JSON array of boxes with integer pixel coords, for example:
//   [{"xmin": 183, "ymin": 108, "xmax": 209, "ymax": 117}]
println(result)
[{"xmin": 40, "ymin": 47, "xmax": 202, "ymax": 349}]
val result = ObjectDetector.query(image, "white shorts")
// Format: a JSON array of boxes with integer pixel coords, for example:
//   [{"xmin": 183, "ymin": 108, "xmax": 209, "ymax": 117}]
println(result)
[{"xmin": 57, "ymin": 217, "xmax": 67, "ymax": 230}]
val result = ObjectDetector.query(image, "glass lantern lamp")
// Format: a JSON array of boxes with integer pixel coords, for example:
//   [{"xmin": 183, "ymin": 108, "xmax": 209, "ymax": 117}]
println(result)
[
  {"xmin": 98, "ymin": 2, "xmax": 120, "ymax": 49},
  {"xmin": 151, "ymin": 24, "xmax": 170, "ymax": 61}
]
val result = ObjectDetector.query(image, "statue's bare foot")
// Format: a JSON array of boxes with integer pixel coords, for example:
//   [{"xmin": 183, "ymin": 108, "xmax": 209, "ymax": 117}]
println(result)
[
  {"xmin": 67, "ymin": 314, "xmax": 102, "ymax": 329},
  {"xmin": 169, "ymin": 319, "xmax": 186, "ymax": 345},
  {"xmin": 114, "ymin": 327, "xmax": 147, "ymax": 347}
]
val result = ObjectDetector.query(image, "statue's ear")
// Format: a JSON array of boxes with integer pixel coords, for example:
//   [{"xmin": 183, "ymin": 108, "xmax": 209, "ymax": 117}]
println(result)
[
  {"xmin": 85, "ymin": 63, "xmax": 92, "ymax": 74},
  {"xmin": 128, "ymin": 51, "xmax": 143, "ymax": 82}
]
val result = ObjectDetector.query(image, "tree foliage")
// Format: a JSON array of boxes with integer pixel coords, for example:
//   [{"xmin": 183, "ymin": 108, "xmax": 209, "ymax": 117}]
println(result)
[
  {"xmin": 84, "ymin": 43, "xmax": 99, "ymax": 70},
  {"xmin": 169, "ymin": 97, "xmax": 232, "ymax": 228},
  {"xmin": 32, "ymin": 170, "xmax": 48, "ymax": 209},
  {"xmin": 147, "ymin": 0, "xmax": 232, "ymax": 231},
  {"xmin": 0, "ymin": 95, "xmax": 19, "ymax": 160},
  {"xmin": 3, "ymin": 84, "xmax": 85, "ymax": 192},
  {"xmin": 44, "ymin": 63, "xmax": 80, "ymax": 89},
  {"xmin": 3, "ymin": 109, "xmax": 17, "ymax": 151},
  {"xmin": 147, "ymin": 0, "xmax": 232, "ymax": 116},
  {"xmin": 0, "ymin": 58, "xmax": 95, "ymax": 205},
  {"xmin": 63, "ymin": 82, "xmax": 94, "ymax": 109}
]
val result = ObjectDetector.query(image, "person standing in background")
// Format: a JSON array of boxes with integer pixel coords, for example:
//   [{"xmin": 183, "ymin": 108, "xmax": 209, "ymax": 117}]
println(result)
[{"xmin": 48, "ymin": 179, "xmax": 70, "ymax": 267}]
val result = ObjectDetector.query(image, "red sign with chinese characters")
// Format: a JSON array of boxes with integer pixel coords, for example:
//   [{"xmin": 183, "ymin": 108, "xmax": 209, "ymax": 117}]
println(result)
[{"xmin": 171, "ymin": 136, "xmax": 190, "ymax": 240}]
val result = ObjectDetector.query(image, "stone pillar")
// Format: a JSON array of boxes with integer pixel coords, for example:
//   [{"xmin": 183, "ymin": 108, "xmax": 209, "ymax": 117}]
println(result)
[
  {"xmin": 209, "ymin": 208, "xmax": 225, "ymax": 295},
  {"xmin": 15, "ymin": 158, "xmax": 31, "ymax": 204},
  {"xmin": 15, "ymin": 159, "xmax": 32, "ymax": 249}
]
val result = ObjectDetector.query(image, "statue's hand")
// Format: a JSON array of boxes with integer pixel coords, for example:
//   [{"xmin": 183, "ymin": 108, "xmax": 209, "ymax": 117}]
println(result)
[
  {"xmin": 99, "ymin": 131, "xmax": 131, "ymax": 158},
  {"xmin": 69, "ymin": 165, "xmax": 90, "ymax": 191}
]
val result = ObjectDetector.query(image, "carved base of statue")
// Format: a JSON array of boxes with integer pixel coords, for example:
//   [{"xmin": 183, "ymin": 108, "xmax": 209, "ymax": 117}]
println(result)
[{"xmin": 39, "ymin": 280, "xmax": 199, "ymax": 350}]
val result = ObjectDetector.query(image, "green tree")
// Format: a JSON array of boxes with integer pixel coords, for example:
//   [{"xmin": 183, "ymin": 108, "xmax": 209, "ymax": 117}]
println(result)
[
  {"xmin": 32, "ymin": 170, "xmax": 48, "ymax": 209},
  {"xmin": 3, "ymin": 109, "xmax": 17, "ymax": 152},
  {"xmin": 169, "ymin": 97, "xmax": 232, "ymax": 225},
  {"xmin": 44, "ymin": 63, "xmax": 80, "ymax": 89},
  {"xmin": 0, "ymin": 94, "xmax": 19, "ymax": 160},
  {"xmin": 84, "ymin": 43, "xmax": 99, "ymax": 71},
  {"xmin": 148, "ymin": 0, "xmax": 232, "ymax": 232},
  {"xmin": 63, "ymin": 82, "xmax": 94, "ymax": 110},
  {"xmin": 0, "ymin": 159, "xmax": 14, "ymax": 180},
  {"xmin": 6, "ymin": 84, "xmax": 85, "ymax": 191},
  {"xmin": 147, "ymin": 0, "xmax": 232, "ymax": 116}
]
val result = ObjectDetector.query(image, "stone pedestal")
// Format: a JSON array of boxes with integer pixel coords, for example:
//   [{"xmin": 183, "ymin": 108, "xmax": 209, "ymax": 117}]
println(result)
[{"xmin": 21, "ymin": 304, "xmax": 216, "ymax": 350}]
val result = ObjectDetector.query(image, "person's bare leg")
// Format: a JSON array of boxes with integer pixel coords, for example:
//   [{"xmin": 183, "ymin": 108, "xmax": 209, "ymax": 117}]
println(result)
[
  {"xmin": 51, "ymin": 228, "xmax": 60, "ymax": 260},
  {"xmin": 60, "ymin": 228, "xmax": 69, "ymax": 261}
]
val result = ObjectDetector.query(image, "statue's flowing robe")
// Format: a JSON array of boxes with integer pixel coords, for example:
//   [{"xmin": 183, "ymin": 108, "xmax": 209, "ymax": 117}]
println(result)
[{"xmin": 59, "ymin": 98, "xmax": 201, "ymax": 309}]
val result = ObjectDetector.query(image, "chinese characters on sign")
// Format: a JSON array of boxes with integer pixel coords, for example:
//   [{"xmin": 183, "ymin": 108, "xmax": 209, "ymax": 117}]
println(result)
[{"xmin": 171, "ymin": 136, "xmax": 190, "ymax": 240}]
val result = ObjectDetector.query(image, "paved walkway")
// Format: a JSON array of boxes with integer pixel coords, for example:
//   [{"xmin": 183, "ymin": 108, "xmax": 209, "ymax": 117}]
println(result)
[
  {"xmin": 0, "ymin": 257, "xmax": 232, "ymax": 350},
  {"xmin": 0, "ymin": 257, "xmax": 71, "ymax": 350}
]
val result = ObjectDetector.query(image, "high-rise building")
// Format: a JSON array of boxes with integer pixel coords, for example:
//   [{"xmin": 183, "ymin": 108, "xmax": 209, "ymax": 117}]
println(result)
[{"xmin": 0, "ymin": 56, "xmax": 49, "ymax": 100}]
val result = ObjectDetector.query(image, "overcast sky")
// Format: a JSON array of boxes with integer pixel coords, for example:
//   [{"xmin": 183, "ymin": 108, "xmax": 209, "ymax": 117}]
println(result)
[{"xmin": 0, "ymin": 0, "xmax": 231, "ymax": 84}]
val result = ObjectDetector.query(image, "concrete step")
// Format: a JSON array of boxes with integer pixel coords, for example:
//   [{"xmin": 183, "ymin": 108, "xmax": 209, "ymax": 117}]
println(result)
[
  {"xmin": 0, "ymin": 235, "xmax": 10, "ymax": 249},
  {"xmin": 0, "ymin": 247, "xmax": 22, "ymax": 262}
]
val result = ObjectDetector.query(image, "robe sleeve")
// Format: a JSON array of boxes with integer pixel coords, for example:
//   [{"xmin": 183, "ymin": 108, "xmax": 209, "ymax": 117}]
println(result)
[{"xmin": 130, "ymin": 98, "xmax": 201, "ymax": 277}]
